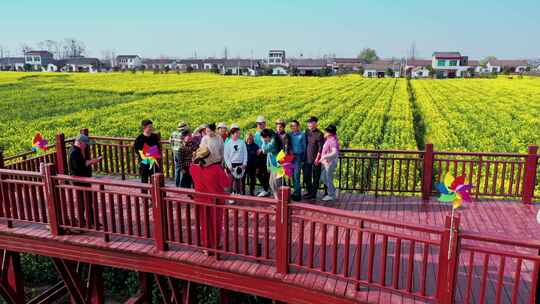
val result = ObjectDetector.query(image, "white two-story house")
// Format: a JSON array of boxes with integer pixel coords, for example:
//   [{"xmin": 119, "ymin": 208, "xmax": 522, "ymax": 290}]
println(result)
[
  {"xmin": 24, "ymin": 50, "xmax": 55, "ymax": 71},
  {"xmin": 432, "ymin": 52, "xmax": 470, "ymax": 78},
  {"xmin": 116, "ymin": 55, "xmax": 142, "ymax": 70}
]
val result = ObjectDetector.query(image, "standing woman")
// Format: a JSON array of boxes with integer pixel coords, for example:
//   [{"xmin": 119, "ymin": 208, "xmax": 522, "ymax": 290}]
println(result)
[
  {"xmin": 224, "ymin": 124, "xmax": 247, "ymax": 195},
  {"xmin": 320, "ymin": 125, "xmax": 340, "ymax": 201},
  {"xmin": 260, "ymin": 128, "xmax": 283, "ymax": 199},
  {"xmin": 190, "ymin": 146, "xmax": 231, "ymax": 254}
]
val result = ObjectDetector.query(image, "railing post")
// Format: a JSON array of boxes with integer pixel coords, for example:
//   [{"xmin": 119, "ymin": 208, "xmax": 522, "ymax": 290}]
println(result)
[
  {"xmin": 0, "ymin": 149, "xmax": 4, "ymax": 168},
  {"xmin": 42, "ymin": 163, "xmax": 61, "ymax": 236},
  {"xmin": 55, "ymin": 133, "xmax": 67, "ymax": 175},
  {"xmin": 522, "ymin": 145, "xmax": 538, "ymax": 204},
  {"xmin": 276, "ymin": 186, "xmax": 291, "ymax": 274},
  {"xmin": 119, "ymin": 139, "xmax": 126, "ymax": 180},
  {"xmin": 436, "ymin": 214, "xmax": 460, "ymax": 304},
  {"xmin": 422, "ymin": 143, "xmax": 434, "ymax": 201},
  {"xmin": 151, "ymin": 173, "xmax": 168, "ymax": 251}
]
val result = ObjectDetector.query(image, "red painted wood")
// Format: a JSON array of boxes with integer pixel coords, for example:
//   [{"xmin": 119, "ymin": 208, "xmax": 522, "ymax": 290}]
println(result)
[
  {"xmin": 151, "ymin": 174, "xmax": 167, "ymax": 251},
  {"xmin": 55, "ymin": 133, "xmax": 67, "ymax": 175},
  {"xmin": 522, "ymin": 145, "xmax": 539, "ymax": 204},
  {"xmin": 42, "ymin": 164, "xmax": 61, "ymax": 236},
  {"xmin": 276, "ymin": 186, "xmax": 291, "ymax": 274},
  {"xmin": 422, "ymin": 144, "xmax": 434, "ymax": 201}
]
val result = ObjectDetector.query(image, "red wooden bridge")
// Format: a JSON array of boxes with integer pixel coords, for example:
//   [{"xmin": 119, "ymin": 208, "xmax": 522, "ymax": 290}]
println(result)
[{"xmin": 0, "ymin": 131, "xmax": 539, "ymax": 304}]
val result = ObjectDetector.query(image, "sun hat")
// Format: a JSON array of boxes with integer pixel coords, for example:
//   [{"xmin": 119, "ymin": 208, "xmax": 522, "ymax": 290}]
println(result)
[
  {"xmin": 231, "ymin": 166, "xmax": 245, "ymax": 179},
  {"xmin": 193, "ymin": 146, "xmax": 210, "ymax": 164},
  {"xmin": 177, "ymin": 122, "xmax": 188, "ymax": 130},
  {"xmin": 217, "ymin": 122, "xmax": 227, "ymax": 129},
  {"xmin": 256, "ymin": 116, "xmax": 266, "ymax": 123},
  {"xmin": 75, "ymin": 134, "xmax": 96, "ymax": 145},
  {"xmin": 230, "ymin": 123, "xmax": 240, "ymax": 129}
]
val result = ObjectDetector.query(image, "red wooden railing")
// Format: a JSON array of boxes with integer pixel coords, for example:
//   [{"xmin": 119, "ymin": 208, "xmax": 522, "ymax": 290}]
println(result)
[
  {"xmin": 1, "ymin": 165, "xmax": 539, "ymax": 303},
  {"xmin": 2, "ymin": 133, "xmax": 539, "ymax": 203}
]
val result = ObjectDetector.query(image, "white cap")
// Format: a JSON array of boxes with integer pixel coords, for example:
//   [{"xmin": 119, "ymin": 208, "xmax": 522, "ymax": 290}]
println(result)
[
  {"xmin": 256, "ymin": 115, "xmax": 266, "ymax": 123},
  {"xmin": 217, "ymin": 122, "xmax": 227, "ymax": 129},
  {"xmin": 230, "ymin": 123, "xmax": 240, "ymax": 129}
]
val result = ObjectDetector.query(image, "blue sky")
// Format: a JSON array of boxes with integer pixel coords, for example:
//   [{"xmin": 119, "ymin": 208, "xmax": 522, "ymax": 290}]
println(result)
[{"xmin": 1, "ymin": 0, "xmax": 539, "ymax": 59}]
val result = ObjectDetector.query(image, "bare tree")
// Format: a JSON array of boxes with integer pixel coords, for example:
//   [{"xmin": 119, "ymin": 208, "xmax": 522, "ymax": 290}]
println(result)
[
  {"xmin": 63, "ymin": 38, "xmax": 86, "ymax": 58},
  {"xmin": 20, "ymin": 44, "xmax": 32, "ymax": 56}
]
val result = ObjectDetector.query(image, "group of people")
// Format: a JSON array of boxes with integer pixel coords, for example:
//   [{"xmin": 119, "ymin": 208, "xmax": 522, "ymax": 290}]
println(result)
[{"xmin": 162, "ymin": 115, "xmax": 340, "ymax": 202}]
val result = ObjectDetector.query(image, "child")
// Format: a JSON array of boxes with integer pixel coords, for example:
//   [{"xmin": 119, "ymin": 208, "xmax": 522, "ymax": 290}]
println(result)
[{"xmin": 244, "ymin": 133, "xmax": 259, "ymax": 195}]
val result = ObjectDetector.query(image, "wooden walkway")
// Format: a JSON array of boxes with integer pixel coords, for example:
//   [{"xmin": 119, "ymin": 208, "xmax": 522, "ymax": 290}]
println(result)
[{"xmin": 0, "ymin": 174, "xmax": 538, "ymax": 304}]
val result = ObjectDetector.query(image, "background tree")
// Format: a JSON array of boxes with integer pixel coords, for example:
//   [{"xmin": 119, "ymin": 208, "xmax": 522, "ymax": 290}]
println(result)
[
  {"xmin": 357, "ymin": 48, "xmax": 379, "ymax": 63},
  {"xmin": 385, "ymin": 68, "xmax": 395, "ymax": 77},
  {"xmin": 20, "ymin": 43, "xmax": 32, "ymax": 55},
  {"xmin": 63, "ymin": 38, "xmax": 85, "ymax": 58},
  {"xmin": 480, "ymin": 56, "xmax": 497, "ymax": 67}
]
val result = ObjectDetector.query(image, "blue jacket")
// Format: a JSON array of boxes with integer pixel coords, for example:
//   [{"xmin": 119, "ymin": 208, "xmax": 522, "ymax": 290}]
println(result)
[{"xmin": 289, "ymin": 131, "xmax": 306, "ymax": 158}]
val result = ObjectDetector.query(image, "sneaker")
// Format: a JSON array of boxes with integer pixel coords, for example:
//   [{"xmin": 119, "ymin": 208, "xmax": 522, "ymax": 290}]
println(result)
[
  {"xmin": 302, "ymin": 193, "xmax": 314, "ymax": 199},
  {"xmin": 226, "ymin": 200, "xmax": 236, "ymax": 205},
  {"xmin": 257, "ymin": 190, "xmax": 269, "ymax": 197},
  {"xmin": 321, "ymin": 195, "xmax": 335, "ymax": 202}
]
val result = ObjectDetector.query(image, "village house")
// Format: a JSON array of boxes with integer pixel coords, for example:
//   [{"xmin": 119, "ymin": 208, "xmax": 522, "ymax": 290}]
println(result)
[
  {"xmin": 363, "ymin": 60, "xmax": 401, "ymax": 78},
  {"xmin": 115, "ymin": 55, "xmax": 142, "ymax": 70},
  {"xmin": 142, "ymin": 59, "xmax": 177, "ymax": 71},
  {"xmin": 267, "ymin": 50, "xmax": 286, "ymax": 66},
  {"xmin": 288, "ymin": 58, "xmax": 330, "ymax": 76},
  {"xmin": 221, "ymin": 59, "xmax": 260, "ymax": 76},
  {"xmin": 0, "ymin": 57, "xmax": 25, "ymax": 71},
  {"xmin": 329, "ymin": 58, "xmax": 365, "ymax": 73},
  {"xmin": 62, "ymin": 57, "xmax": 102, "ymax": 72},
  {"xmin": 431, "ymin": 52, "xmax": 470, "ymax": 78},
  {"xmin": 486, "ymin": 59, "xmax": 529, "ymax": 73},
  {"xmin": 202, "ymin": 59, "xmax": 225, "ymax": 71},
  {"xmin": 24, "ymin": 50, "xmax": 55, "ymax": 71},
  {"xmin": 403, "ymin": 59, "xmax": 431, "ymax": 78}
]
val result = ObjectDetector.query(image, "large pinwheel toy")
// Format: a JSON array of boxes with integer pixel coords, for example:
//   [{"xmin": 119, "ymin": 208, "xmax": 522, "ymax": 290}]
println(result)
[
  {"xmin": 436, "ymin": 172, "xmax": 473, "ymax": 259},
  {"xmin": 31, "ymin": 132, "xmax": 49, "ymax": 153},
  {"xmin": 435, "ymin": 173, "xmax": 473, "ymax": 209},
  {"xmin": 138, "ymin": 144, "xmax": 161, "ymax": 170},
  {"xmin": 269, "ymin": 150, "xmax": 295, "ymax": 180}
]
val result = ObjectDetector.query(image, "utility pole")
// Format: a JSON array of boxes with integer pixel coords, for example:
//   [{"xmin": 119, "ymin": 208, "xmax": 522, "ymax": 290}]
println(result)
[{"xmin": 410, "ymin": 41, "xmax": 417, "ymax": 60}]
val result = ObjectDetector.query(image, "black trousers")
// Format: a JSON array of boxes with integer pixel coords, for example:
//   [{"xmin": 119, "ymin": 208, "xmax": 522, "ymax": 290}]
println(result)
[
  {"xmin": 73, "ymin": 182, "xmax": 94, "ymax": 226},
  {"xmin": 243, "ymin": 165, "xmax": 257, "ymax": 195},
  {"xmin": 139, "ymin": 163, "xmax": 161, "ymax": 184},
  {"xmin": 303, "ymin": 162, "xmax": 322, "ymax": 196},
  {"xmin": 256, "ymin": 154, "xmax": 270, "ymax": 192}
]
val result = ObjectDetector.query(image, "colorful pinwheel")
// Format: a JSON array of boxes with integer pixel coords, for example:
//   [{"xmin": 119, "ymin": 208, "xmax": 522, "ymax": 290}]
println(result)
[
  {"xmin": 269, "ymin": 150, "xmax": 296, "ymax": 179},
  {"xmin": 31, "ymin": 132, "xmax": 49, "ymax": 153},
  {"xmin": 138, "ymin": 144, "xmax": 161, "ymax": 170},
  {"xmin": 435, "ymin": 173, "xmax": 473, "ymax": 209}
]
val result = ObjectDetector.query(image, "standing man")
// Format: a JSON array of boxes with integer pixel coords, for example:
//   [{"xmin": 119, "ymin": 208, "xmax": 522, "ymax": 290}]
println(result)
[
  {"xmin": 254, "ymin": 116, "xmax": 270, "ymax": 197},
  {"xmin": 289, "ymin": 120, "xmax": 306, "ymax": 201},
  {"xmin": 134, "ymin": 119, "xmax": 162, "ymax": 184},
  {"xmin": 68, "ymin": 134, "xmax": 101, "ymax": 226},
  {"xmin": 304, "ymin": 116, "xmax": 324, "ymax": 200},
  {"xmin": 170, "ymin": 122, "xmax": 188, "ymax": 187},
  {"xmin": 275, "ymin": 119, "xmax": 291, "ymax": 153}
]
